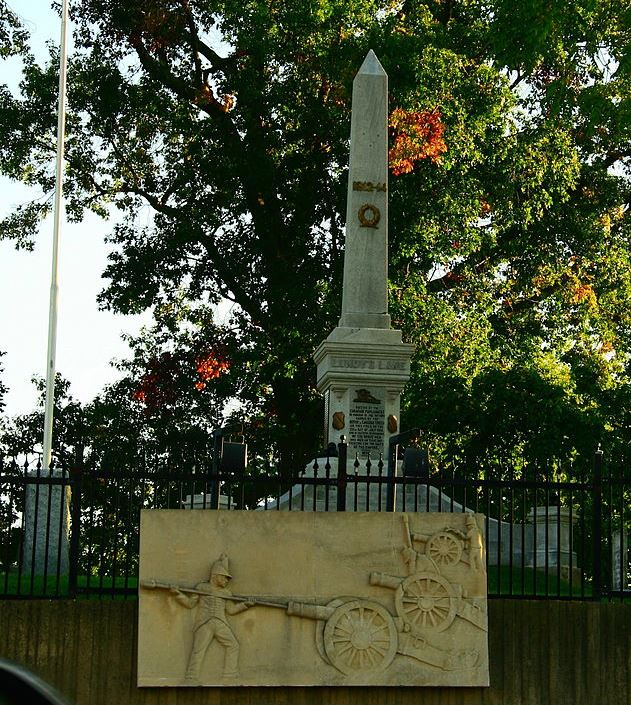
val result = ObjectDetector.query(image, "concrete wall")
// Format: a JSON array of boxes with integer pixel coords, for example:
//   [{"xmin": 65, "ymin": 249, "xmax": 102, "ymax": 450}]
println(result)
[{"xmin": 0, "ymin": 599, "xmax": 630, "ymax": 705}]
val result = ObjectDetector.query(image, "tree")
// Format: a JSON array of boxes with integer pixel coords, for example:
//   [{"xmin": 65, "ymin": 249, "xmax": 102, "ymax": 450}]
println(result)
[
  {"xmin": 0, "ymin": 375, "xmax": 85, "ymax": 461},
  {"xmin": 0, "ymin": 1, "xmax": 629, "ymax": 468}
]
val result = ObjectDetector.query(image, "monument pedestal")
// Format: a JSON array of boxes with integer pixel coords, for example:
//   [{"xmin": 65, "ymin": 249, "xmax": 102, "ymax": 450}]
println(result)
[{"xmin": 315, "ymin": 327, "xmax": 414, "ymax": 461}]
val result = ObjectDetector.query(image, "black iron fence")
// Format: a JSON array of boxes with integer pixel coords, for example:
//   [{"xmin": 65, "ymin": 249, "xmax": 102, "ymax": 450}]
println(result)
[{"xmin": 0, "ymin": 442, "xmax": 629, "ymax": 601}]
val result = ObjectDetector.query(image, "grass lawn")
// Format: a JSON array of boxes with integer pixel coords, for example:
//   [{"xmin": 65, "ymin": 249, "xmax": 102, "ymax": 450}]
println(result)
[
  {"xmin": 1, "ymin": 565, "xmax": 593, "ymax": 600},
  {"xmin": 0, "ymin": 571, "xmax": 138, "ymax": 598},
  {"xmin": 487, "ymin": 564, "xmax": 592, "ymax": 598}
]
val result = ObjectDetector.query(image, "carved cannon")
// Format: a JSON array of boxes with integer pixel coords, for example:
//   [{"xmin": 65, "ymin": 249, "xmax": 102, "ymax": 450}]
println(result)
[
  {"xmin": 419, "ymin": 530, "xmax": 466, "ymax": 567},
  {"xmin": 286, "ymin": 595, "xmax": 479, "ymax": 676},
  {"xmin": 369, "ymin": 571, "xmax": 487, "ymax": 634},
  {"xmin": 287, "ymin": 598, "xmax": 398, "ymax": 675},
  {"xmin": 400, "ymin": 514, "xmax": 471, "ymax": 572}
]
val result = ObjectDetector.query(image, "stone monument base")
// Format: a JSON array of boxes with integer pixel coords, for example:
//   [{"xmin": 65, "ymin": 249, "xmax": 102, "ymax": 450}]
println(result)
[{"xmin": 314, "ymin": 327, "xmax": 414, "ymax": 461}]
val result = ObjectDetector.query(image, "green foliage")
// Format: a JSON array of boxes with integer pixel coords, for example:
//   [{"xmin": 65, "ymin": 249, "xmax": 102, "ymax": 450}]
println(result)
[
  {"xmin": 0, "ymin": 1, "xmax": 630, "ymax": 467},
  {"xmin": 0, "ymin": 374, "xmax": 85, "ymax": 460},
  {"xmin": 0, "ymin": 571, "xmax": 138, "ymax": 598},
  {"xmin": 0, "ymin": 2, "xmax": 28, "ymax": 59},
  {"xmin": 487, "ymin": 564, "xmax": 592, "ymax": 598}
]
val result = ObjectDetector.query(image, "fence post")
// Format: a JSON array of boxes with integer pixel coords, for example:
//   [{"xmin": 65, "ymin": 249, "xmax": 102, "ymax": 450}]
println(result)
[
  {"xmin": 386, "ymin": 438, "xmax": 398, "ymax": 512},
  {"xmin": 68, "ymin": 464, "xmax": 82, "ymax": 599},
  {"xmin": 337, "ymin": 436, "xmax": 347, "ymax": 512},
  {"xmin": 592, "ymin": 445, "xmax": 603, "ymax": 601},
  {"xmin": 210, "ymin": 431, "xmax": 222, "ymax": 510}
]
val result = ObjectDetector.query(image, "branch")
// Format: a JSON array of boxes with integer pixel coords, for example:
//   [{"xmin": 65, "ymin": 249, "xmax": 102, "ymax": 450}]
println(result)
[
  {"xmin": 426, "ymin": 251, "xmax": 496, "ymax": 293},
  {"xmin": 500, "ymin": 282, "xmax": 562, "ymax": 316},
  {"xmin": 116, "ymin": 178, "xmax": 265, "ymax": 323},
  {"xmin": 179, "ymin": 0, "xmax": 203, "ymax": 86},
  {"xmin": 510, "ymin": 69, "xmax": 530, "ymax": 90},
  {"xmin": 128, "ymin": 33, "xmax": 232, "ymax": 122},
  {"xmin": 439, "ymin": 0, "xmax": 455, "ymax": 25},
  {"xmin": 199, "ymin": 235, "xmax": 266, "ymax": 324},
  {"xmin": 426, "ymin": 270, "xmax": 466, "ymax": 292},
  {"xmin": 119, "ymin": 182, "xmax": 180, "ymax": 218},
  {"xmin": 128, "ymin": 33, "xmax": 285, "ymax": 261},
  {"xmin": 125, "ymin": 33, "xmax": 298, "ymax": 324},
  {"xmin": 190, "ymin": 35, "xmax": 234, "ymax": 72},
  {"xmin": 105, "ymin": 134, "xmax": 181, "ymax": 211}
]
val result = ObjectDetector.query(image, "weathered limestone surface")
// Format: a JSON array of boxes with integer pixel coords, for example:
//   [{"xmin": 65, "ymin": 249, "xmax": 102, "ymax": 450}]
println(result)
[
  {"xmin": 314, "ymin": 51, "xmax": 414, "ymax": 461},
  {"xmin": 138, "ymin": 510, "xmax": 489, "ymax": 687},
  {"xmin": 338, "ymin": 50, "xmax": 390, "ymax": 330}
]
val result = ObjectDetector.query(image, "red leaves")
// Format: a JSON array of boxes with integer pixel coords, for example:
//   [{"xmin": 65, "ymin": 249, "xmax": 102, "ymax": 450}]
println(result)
[
  {"xmin": 146, "ymin": 8, "xmax": 185, "ymax": 51},
  {"xmin": 195, "ymin": 349, "xmax": 231, "ymax": 390},
  {"xmin": 445, "ymin": 271, "xmax": 464, "ymax": 284},
  {"xmin": 132, "ymin": 346, "xmax": 231, "ymax": 410},
  {"xmin": 389, "ymin": 108, "xmax": 447, "ymax": 175},
  {"xmin": 132, "ymin": 352, "xmax": 178, "ymax": 412},
  {"xmin": 570, "ymin": 283, "xmax": 596, "ymax": 307}
]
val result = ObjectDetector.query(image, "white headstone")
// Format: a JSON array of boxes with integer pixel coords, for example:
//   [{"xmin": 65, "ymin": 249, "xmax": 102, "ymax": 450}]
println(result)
[{"xmin": 22, "ymin": 469, "xmax": 70, "ymax": 576}]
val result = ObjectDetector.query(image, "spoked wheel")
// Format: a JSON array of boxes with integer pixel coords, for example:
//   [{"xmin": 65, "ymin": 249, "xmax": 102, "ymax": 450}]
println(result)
[
  {"xmin": 323, "ymin": 599, "xmax": 398, "ymax": 675},
  {"xmin": 395, "ymin": 573, "xmax": 456, "ymax": 633},
  {"xmin": 425, "ymin": 531, "xmax": 463, "ymax": 567}
]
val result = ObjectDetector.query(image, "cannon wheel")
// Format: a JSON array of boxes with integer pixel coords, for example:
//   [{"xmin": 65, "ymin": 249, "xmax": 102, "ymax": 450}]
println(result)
[
  {"xmin": 323, "ymin": 599, "xmax": 398, "ymax": 675},
  {"xmin": 314, "ymin": 597, "xmax": 353, "ymax": 664},
  {"xmin": 425, "ymin": 531, "xmax": 462, "ymax": 567},
  {"xmin": 395, "ymin": 572, "xmax": 456, "ymax": 633}
]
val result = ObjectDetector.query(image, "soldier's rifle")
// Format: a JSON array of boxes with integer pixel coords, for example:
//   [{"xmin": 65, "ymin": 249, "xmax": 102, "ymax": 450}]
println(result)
[{"xmin": 140, "ymin": 579, "xmax": 288, "ymax": 609}]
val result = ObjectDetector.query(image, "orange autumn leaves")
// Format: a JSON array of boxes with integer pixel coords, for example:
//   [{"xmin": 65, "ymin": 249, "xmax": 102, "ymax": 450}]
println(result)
[
  {"xmin": 132, "ymin": 347, "xmax": 231, "ymax": 411},
  {"xmin": 194, "ymin": 350, "xmax": 231, "ymax": 390},
  {"xmin": 389, "ymin": 108, "xmax": 447, "ymax": 175}
]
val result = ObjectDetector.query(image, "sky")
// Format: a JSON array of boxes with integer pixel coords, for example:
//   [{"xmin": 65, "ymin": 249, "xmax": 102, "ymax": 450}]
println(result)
[{"xmin": 0, "ymin": 2, "xmax": 151, "ymax": 416}]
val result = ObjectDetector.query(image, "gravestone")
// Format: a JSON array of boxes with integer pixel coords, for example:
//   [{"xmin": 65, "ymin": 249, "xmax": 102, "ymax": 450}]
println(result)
[
  {"xmin": 612, "ymin": 529, "xmax": 629, "ymax": 591},
  {"xmin": 525, "ymin": 506, "xmax": 578, "ymax": 581},
  {"xmin": 313, "ymin": 51, "xmax": 414, "ymax": 461},
  {"xmin": 22, "ymin": 469, "xmax": 70, "ymax": 576}
]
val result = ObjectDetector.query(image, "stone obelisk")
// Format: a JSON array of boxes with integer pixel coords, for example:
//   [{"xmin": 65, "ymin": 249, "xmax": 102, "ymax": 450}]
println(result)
[{"xmin": 314, "ymin": 51, "xmax": 414, "ymax": 461}]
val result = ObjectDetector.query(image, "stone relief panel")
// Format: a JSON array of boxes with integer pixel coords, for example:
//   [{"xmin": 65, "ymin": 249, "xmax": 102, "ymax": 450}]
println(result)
[{"xmin": 138, "ymin": 511, "xmax": 489, "ymax": 687}]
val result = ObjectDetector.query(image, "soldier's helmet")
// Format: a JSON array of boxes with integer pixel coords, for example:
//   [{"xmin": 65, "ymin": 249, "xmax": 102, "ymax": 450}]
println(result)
[{"xmin": 210, "ymin": 553, "xmax": 232, "ymax": 579}]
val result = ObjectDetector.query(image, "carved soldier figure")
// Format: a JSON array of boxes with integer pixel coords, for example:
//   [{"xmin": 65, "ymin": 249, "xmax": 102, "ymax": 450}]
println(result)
[
  {"xmin": 464, "ymin": 516, "xmax": 484, "ymax": 572},
  {"xmin": 171, "ymin": 553, "xmax": 252, "ymax": 682}
]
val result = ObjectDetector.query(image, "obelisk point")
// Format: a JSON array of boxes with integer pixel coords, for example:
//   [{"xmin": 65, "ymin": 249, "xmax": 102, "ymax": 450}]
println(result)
[
  {"xmin": 338, "ymin": 47, "xmax": 389, "ymax": 330},
  {"xmin": 313, "ymin": 51, "xmax": 415, "ymax": 461},
  {"xmin": 358, "ymin": 49, "xmax": 386, "ymax": 76}
]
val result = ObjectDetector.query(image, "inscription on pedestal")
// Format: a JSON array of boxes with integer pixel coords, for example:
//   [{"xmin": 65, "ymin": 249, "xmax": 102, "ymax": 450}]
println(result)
[
  {"xmin": 349, "ymin": 388, "xmax": 385, "ymax": 457},
  {"xmin": 331, "ymin": 357, "xmax": 406, "ymax": 371}
]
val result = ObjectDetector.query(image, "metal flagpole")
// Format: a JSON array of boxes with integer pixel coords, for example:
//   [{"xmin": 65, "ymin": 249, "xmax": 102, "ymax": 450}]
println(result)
[{"xmin": 42, "ymin": 0, "xmax": 70, "ymax": 469}]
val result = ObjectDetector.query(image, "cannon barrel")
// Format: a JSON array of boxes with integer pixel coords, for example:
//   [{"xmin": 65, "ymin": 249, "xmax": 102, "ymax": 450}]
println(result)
[
  {"xmin": 287, "ymin": 601, "xmax": 336, "ymax": 621},
  {"xmin": 369, "ymin": 571, "xmax": 402, "ymax": 590}
]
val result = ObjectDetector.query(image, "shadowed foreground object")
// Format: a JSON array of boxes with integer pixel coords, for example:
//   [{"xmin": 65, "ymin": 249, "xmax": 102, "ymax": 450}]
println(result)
[{"xmin": 0, "ymin": 659, "xmax": 70, "ymax": 705}]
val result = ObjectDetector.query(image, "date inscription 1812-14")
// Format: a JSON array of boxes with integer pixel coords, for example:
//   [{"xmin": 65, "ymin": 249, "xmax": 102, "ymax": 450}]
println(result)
[{"xmin": 353, "ymin": 181, "xmax": 387, "ymax": 192}]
